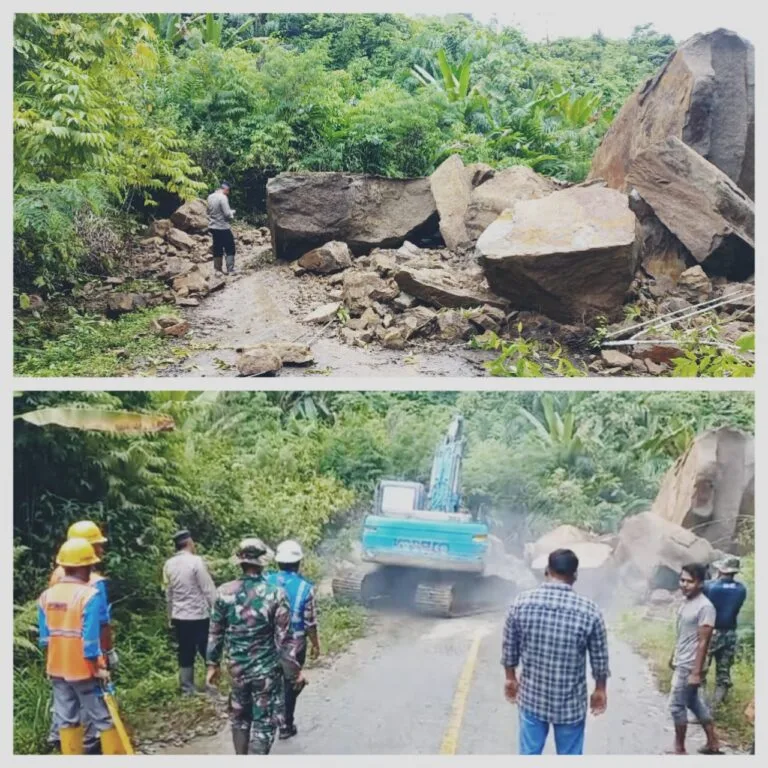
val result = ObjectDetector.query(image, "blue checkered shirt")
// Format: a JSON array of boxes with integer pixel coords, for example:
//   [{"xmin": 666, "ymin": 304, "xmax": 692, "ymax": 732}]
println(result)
[{"xmin": 501, "ymin": 582, "xmax": 610, "ymax": 724}]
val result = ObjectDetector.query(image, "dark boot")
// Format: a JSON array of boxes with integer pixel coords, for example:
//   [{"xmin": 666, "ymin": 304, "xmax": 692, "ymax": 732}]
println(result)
[
  {"xmin": 213, "ymin": 256, "xmax": 223, "ymax": 273},
  {"xmin": 279, "ymin": 724, "xmax": 297, "ymax": 740},
  {"xmin": 232, "ymin": 729, "xmax": 250, "ymax": 755},
  {"xmin": 711, "ymin": 685, "xmax": 728, "ymax": 708},
  {"xmin": 179, "ymin": 667, "xmax": 196, "ymax": 696}
]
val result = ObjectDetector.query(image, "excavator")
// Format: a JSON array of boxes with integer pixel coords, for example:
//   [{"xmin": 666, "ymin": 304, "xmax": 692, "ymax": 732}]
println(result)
[{"xmin": 332, "ymin": 415, "xmax": 516, "ymax": 617}]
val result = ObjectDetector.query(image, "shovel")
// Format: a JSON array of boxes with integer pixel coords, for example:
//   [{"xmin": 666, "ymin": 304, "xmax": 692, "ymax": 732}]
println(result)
[{"xmin": 102, "ymin": 682, "xmax": 135, "ymax": 755}]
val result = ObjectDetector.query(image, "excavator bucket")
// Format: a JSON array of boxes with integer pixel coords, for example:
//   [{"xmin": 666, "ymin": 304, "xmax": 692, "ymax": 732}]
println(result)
[{"xmin": 102, "ymin": 684, "xmax": 135, "ymax": 755}]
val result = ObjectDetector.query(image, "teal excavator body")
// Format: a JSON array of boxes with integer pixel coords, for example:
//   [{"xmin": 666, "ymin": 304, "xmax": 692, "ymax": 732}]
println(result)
[{"xmin": 333, "ymin": 415, "xmax": 510, "ymax": 617}]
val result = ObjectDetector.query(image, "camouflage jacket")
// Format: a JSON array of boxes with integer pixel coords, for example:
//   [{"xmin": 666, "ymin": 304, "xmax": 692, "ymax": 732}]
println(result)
[{"xmin": 207, "ymin": 574, "xmax": 301, "ymax": 682}]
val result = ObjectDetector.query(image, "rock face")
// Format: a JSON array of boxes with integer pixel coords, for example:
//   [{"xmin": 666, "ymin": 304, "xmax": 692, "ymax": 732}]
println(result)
[
  {"xmin": 477, "ymin": 185, "xmax": 638, "ymax": 322},
  {"xmin": 589, "ymin": 29, "xmax": 755, "ymax": 199},
  {"xmin": 267, "ymin": 173, "xmax": 439, "ymax": 260},
  {"xmin": 464, "ymin": 166, "xmax": 558, "ymax": 243},
  {"xmin": 429, "ymin": 155, "xmax": 473, "ymax": 252},
  {"xmin": 626, "ymin": 137, "xmax": 754, "ymax": 280},
  {"xmin": 297, "ymin": 241, "xmax": 353, "ymax": 274},
  {"xmin": 651, "ymin": 427, "xmax": 754, "ymax": 553},
  {"xmin": 394, "ymin": 266, "xmax": 508, "ymax": 310},
  {"xmin": 170, "ymin": 199, "xmax": 209, "ymax": 233},
  {"xmin": 610, "ymin": 511, "xmax": 717, "ymax": 594}
]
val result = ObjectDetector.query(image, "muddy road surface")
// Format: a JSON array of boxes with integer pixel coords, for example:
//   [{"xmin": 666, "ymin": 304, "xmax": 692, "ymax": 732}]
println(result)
[
  {"xmin": 158, "ymin": 608, "xmax": 723, "ymax": 755},
  {"xmin": 159, "ymin": 262, "xmax": 493, "ymax": 378}
]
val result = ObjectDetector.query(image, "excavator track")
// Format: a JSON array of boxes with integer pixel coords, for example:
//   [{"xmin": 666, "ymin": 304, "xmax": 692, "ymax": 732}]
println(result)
[
  {"xmin": 332, "ymin": 568, "xmax": 386, "ymax": 605},
  {"xmin": 413, "ymin": 583, "xmax": 456, "ymax": 618}
]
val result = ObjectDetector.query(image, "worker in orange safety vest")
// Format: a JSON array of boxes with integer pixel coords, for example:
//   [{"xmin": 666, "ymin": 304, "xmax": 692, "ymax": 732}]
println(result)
[
  {"xmin": 47, "ymin": 521, "xmax": 117, "ymax": 753},
  {"xmin": 38, "ymin": 538, "xmax": 124, "ymax": 755}
]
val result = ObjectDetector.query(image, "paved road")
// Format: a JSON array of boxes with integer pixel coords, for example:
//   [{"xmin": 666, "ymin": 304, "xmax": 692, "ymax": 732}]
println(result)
[{"xmin": 159, "ymin": 607, "xmax": 720, "ymax": 755}]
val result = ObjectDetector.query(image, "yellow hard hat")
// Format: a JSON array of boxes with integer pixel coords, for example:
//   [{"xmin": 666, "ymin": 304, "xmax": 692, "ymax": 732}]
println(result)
[
  {"xmin": 56, "ymin": 538, "xmax": 101, "ymax": 568},
  {"xmin": 67, "ymin": 520, "xmax": 107, "ymax": 545}
]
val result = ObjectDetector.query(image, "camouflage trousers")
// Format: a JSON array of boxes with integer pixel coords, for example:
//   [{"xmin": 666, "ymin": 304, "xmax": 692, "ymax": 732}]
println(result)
[
  {"xmin": 229, "ymin": 675, "xmax": 284, "ymax": 755},
  {"xmin": 704, "ymin": 629, "xmax": 738, "ymax": 690}
]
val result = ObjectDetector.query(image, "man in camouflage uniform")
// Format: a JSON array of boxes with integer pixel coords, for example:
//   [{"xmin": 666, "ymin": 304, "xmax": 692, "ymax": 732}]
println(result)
[
  {"xmin": 702, "ymin": 556, "xmax": 747, "ymax": 708},
  {"xmin": 206, "ymin": 538, "xmax": 304, "ymax": 755}
]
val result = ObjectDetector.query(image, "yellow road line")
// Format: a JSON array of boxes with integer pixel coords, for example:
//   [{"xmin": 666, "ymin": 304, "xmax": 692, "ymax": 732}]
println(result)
[{"xmin": 439, "ymin": 628, "xmax": 484, "ymax": 755}]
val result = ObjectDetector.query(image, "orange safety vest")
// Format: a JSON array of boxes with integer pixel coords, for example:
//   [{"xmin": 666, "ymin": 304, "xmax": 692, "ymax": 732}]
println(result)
[{"xmin": 38, "ymin": 579, "xmax": 101, "ymax": 681}]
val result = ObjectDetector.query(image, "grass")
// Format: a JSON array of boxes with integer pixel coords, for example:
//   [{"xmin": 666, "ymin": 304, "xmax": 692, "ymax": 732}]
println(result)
[
  {"xmin": 618, "ymin": 610, "xmax": 754, "ymax": 750},
  {"xmin": 14, "ymin": 306, "xmax": 182, "ymax": 377}
]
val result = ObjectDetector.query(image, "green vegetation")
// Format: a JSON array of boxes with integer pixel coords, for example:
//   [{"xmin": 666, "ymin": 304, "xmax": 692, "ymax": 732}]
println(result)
[
  {"xmin": 14, "ymin": 13, "xmax": 676, "ymax": 366},
  {"xmin": 15, "ymin": 306, "xmax": 183, "ymax": 377},
  {"xmin": 619, "ymin": 555, "xmax": 754, "ymax": 750},
  {"xmin": 13, "ymin": 390, "xmax": 752, "ymax": 752}
]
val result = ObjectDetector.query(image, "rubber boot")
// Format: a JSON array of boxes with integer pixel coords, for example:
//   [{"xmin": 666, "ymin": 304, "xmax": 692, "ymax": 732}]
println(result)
[
  {"xmin": 100, "ymin": 727, "xmax": 125, "ymax": 755},
  {"xmin": 59, "ymin": 726, "xmax": 85, "ymax": 755},
  {"xmin": 179, "ymin": 667, "xmax": 196, "ymax": 696},
  {"xmin": 213, "ymin": 256, "xmax": 223, "ymax": 273},
  {"xmin": 711, "ymin": 685, "xmax": 728, "ymax": 708},
  {"xmin": 232, "ymin": 729, "xmax": 250, "ymax": 755}
]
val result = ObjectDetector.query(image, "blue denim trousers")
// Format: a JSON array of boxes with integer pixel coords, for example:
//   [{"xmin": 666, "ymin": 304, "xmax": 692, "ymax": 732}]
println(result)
[{"xmin": 519, "ymin": 708, "xmax": 586, "ymax": 755}]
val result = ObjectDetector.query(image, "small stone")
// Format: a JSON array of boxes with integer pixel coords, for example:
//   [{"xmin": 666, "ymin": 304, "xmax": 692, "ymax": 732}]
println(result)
[
  {"xmin": 645, "ymin": 359, "xmax": 667, "ymax": 375},
  {"xmin": 167, "ymin": 228, "xmax": 196, "ymax": 251},
  {"xmin": 105, "ymin": 277, "xmax": 125, "ymax": 286},
  {"xmin": 677, "ymin": 265, "xmax": 712, "ymax": 302},
  {"xmin": 632, "ymin": 358, "xmax": 649, "ymax": 374},
  {"xmin": 303, "ymin": 302, "xmax": 341, "ymax": 324},
  {"xmin": 381, "ymin": 328, "xmax": 407, "ymax": 349},
  {"xmin": 600, "ymin": 349, "xmax": 633, "ymax": 369},
  {"xmin": 161, "ymin": 321, "xmax": 190, "ymax": 337},
  {"xmin": 175, "ymin": 297, "xmax": 200, "ymax": 307},
  {"xmin": 393, "ymin": 292, "xmax": 417, "ymax": 312}
]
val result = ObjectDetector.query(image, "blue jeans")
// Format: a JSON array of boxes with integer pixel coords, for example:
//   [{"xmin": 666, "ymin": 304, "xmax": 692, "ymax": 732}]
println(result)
[{"xmin": 519, "ymin": 708, "xmax": 586, "ymax": 755}]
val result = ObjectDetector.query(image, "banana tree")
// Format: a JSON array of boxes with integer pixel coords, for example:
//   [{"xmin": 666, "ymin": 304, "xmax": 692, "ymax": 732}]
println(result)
[
  {"xmin": 184, "ymin": 14, "xmax": 263, "ymax": 49},
  {"xmin": 411, "ymin": 49, "xmax": 474, "ymax": 102},
  {"xmin": 15, "ymin": 407, "xmax": 175, "ymax": 433},
  {"xmin": 516, "ymin": 393, "xmax": 589, "ymax": 467}
]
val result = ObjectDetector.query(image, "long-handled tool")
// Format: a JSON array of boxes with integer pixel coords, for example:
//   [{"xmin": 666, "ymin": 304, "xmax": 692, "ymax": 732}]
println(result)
[{"xmin": 102, "ymin": 682, "xmax": 135, "ymax": 755}]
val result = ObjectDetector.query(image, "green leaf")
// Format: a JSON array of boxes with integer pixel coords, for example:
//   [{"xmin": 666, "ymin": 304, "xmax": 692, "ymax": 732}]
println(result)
[{"xmin": 737, "ymin": 333, "xmax": 755, "ymax": 353}]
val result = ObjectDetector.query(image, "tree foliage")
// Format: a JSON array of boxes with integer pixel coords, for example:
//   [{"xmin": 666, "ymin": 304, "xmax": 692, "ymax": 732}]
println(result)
[{"xmin": 14, "ymin": 12, "xmax": 677, "ymax": 294}]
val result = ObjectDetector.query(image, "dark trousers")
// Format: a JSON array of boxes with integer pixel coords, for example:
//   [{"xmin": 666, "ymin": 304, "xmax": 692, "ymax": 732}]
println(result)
[
  {"xmin": 173, "ymin": 618, "xmax": 210, "ymax": 667},
  {"xmin": 211, "ymin": 229, "xmax": 236, "ymax": 271},
  {"xmin": 283, "ymin": 642, "xmax": 307, "ymax": 728}
]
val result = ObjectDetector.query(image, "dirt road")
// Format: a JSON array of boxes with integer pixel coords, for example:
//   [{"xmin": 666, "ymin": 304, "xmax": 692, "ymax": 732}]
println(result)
[
  {"xmin": 159, "ymin": 262, "xmax": 492, "ymax": 378},
  {"xmin": 159, "ymin": 608, "xmax": 721, "ymax": 755}
]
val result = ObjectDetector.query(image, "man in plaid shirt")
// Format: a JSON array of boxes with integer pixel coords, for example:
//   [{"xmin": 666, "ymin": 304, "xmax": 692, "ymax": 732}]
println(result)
[{"xmin": 501, "ymin": 548, "xmax": 610, "ymax": 754}]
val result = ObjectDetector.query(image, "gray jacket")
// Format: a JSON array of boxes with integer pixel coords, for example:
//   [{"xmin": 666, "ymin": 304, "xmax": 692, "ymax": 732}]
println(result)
[
  {"xmin": 162, "ymin": 550, "xmax": 218, "ymax": 621},
  {"xmin": 207, "ymin": 190, "xmax": 234, "ymax": 230}
]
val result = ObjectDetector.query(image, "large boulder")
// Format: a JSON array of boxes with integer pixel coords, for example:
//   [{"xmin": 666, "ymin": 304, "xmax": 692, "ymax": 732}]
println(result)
[
  {"xmin": 394, "ymin": 266, "xmax": 508, "ymax": 310},
  {"xmin": 589, "ymin": 29, "xmax": 754, "ymax": 199},
  {"xmin": 464, "ymin": 166, "xmax": 559, "ymax": 243},
  {"xmin": 477, "ymin": 185, "xmax": 638, "ymax": 322},
  {"xmin": 267, "ymin": 173, "xmax": 439, "ymax": 260},
  {"xmin": 429, "ymin": 155, "xmax": 473, "ymax": 252},
  {"xmin": 651, "ymin": 427, "xmax": 754, "ymax": 554},
  {"xmin": 239, "ymin": 342, "xmax": 314, "ymax": 366},
  {"xmin": 626, "ymin": 137, "xmax": 754, "ymax": 280},
  {"xmin": 171, "ymin": 199, "xmax": 210, "ymax": 233},
  {"xmin": 524, "ymin": 525, "xmax": 594, "ymax": 566},
  {"xmin": 297, "ymin": 241, "xmax": 353, "ymax": 274},
  {"xmin": 610, "ymin": 511, "xmax": 718, "ymax": 595},
  {"xmin": 167, "ymin": 228, "xmax": 196, "ymax": 252}
]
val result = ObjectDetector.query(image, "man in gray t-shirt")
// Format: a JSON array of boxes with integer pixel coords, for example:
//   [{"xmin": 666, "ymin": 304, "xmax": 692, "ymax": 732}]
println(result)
[
  {"xmin": 207, "ymin": 182, "xmax": 237, "ymax": 274},
  {"xmin": 667, "ymin": 563, "xmax": 722, "ymax": 754}
]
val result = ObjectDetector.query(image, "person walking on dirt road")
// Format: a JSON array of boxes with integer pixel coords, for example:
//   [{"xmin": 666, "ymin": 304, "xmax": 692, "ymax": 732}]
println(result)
[
  {"xmin": 206, "ymin": 538, "xmax": 304, "ymax": 755},
  {"xmin": 502, "ymin": 548, "xmax": 609, "ymax": 755},
  {"xmin": 702, "ymin": 556, "xmax": 747, "ymax": 708},
  {"xmin": 668, "ymin": 563, "xmax": 723, "ymax": 755},
  {"xmin": 207, "ymin": 181, "xmax": 237, "ymax": 274},
  {"xmin": 38, "ymin": 539, "xmax": 124, "ymax": 755},
  {"xmin": 162, "ymin": 529, "xmax": 218, "ymax": 695},
  {"xmin": 266, "ymin": 540, "xmax": 320, "ymax": 740}
]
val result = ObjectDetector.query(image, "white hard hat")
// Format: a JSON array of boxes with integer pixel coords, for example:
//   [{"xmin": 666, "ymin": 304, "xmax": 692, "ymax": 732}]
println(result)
[{"xmin": 275, "ymin": 539, "xmax": 304, "ymax": 563}]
